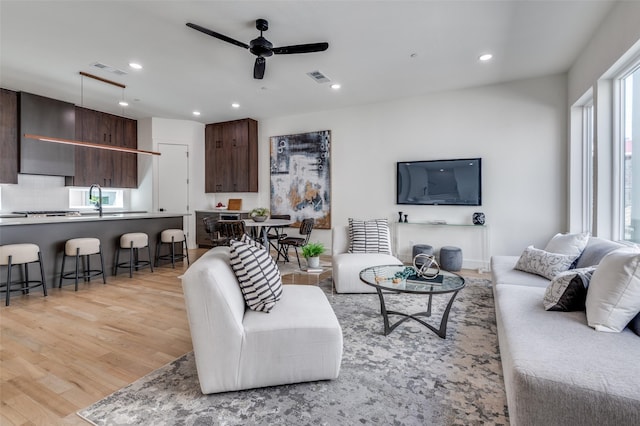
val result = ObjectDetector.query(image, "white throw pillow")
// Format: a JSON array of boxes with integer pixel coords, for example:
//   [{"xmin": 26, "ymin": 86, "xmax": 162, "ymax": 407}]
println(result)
[
  {"xmin": 348, "ymin": 218, "xmax": 392, "ymax": 255},
  {"xmin": 544, "ymin": 232, "xmax": 589, "ymax": 258},
  {"xmin": 515, "ymin": 246, "xmax": 577, "ymax": 280},
  {"xmin": 586, "ymin": 249, "xmax": 640, "ymax": 332},
  {"xmin": 229, "ymin": 237, "xmax": 283, "ymax": 313}
]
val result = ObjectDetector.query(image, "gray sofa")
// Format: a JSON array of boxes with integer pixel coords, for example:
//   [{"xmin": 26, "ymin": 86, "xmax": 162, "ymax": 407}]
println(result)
[{"xmin": 491, "ymin": 237, "xmax": 640, "ymax": 426}]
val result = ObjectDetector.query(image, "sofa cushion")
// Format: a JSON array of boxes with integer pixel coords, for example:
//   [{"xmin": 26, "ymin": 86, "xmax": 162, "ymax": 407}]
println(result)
[
  {"xmin": 575, "ymin": 237, "xmax": 625, "ymax": 269},
  {"xmin": 515, "ymin": 246, "xmax": 577, "ymax": 280},
  {"xmin": 493, "ymin": 282, "xmax": 640, "ymax": 426},
  {"xmin": 491, "ymin": 256, "xmax": 550, "ymax": 288},
  {"xmin": 586, "ymin": 249, "xmax": 640, "ymax": 332},
  {"xmin": 543, "ymin": 267, "xmax": 596, "ymax": 311},
  {"xmin": 544, "ymin": 232, "xmax": 589, "ymax": 258},
  {"xmin": 229, "ymin": 238, "xmax": 283, "ymax": 313},
  {"xmin": 348, "ymin": 218, "xmax": 392, "ymax": 255}
]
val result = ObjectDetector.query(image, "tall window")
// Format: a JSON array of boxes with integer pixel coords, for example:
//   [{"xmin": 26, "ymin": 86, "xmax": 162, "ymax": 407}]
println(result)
[
  {"xmin": 583, "ymin": 102, "xmax": 594, "ymax": 234},
  {"xmin": 621, "ymin": 64, "xmax": 640, "ymax": 242}
]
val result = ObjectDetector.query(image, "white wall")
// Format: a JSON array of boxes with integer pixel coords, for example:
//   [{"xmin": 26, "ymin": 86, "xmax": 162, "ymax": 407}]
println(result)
[
  {"xmin": 568, "ymin": 1, "xmax": 640, "ymax": 105},
  {"xmin": 133, "ymin": 117, "xmax": 205, "ymax": 248},
  {"xmin": 259, "ymin": 74, "xmax": 568, "ymax": 263}
]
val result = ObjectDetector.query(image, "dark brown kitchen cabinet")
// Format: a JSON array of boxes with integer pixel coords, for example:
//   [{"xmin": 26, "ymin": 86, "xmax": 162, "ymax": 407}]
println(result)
[
  {"xmin": 205, "ymin": 118, "xmax": 257, "ymax": 193},
  {"xmin": 0, "ymin": 88, "xmax": 19, "ymax": 183},
  {"xmin": 67, "ymin": 107, "xmax": 137, "ymax": 188}
]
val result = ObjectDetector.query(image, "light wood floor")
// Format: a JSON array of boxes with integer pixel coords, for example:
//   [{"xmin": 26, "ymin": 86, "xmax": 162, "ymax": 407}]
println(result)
[{"xmin": 0, "ymin": 249, "xmax": 488, "ymax": 425}]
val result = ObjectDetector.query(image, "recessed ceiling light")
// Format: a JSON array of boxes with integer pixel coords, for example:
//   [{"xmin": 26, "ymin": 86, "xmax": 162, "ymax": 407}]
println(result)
[
  {"xmin": 330, "ymin": 83, "xmax": 341, "ymax": 90},
  {"xmin": 231, "ymin": 103, "xmax": 240, "ymax": 108},
  {"xmin": 193, "ymin": 111, "xmax": 201, "ymax": 116},
  {"xmin": 479, "ymin": 53, "xmax": 493, "ymax": 62},
  {"xmin": 129, "ymin": 62, "xmax": 143, "ymax": 70},
  {"xmin": 119, "ymin": 101, "xmax": 129, "ymax": 106},
  {"xmin": 409, "ymin": 53, "xmax": 418, "ymax": 58}
]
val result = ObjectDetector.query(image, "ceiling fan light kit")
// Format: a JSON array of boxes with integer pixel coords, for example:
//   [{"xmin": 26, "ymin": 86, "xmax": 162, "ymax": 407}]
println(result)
[{"xmin": 186, "ymin": 18, "xmax": 329, "ymax": 79}]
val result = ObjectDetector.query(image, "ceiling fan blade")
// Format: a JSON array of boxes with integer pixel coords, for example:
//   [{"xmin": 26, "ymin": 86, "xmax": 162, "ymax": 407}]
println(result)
[
  {"xmin": 272, "ymin": 42, "xmax": 329, "ymax": 55},
  {"xmin": 254, "ymin": 57, "xmax": 266, "ymax": 79},
  {"xmin": 186, "ymin": 23, "xmax": 249, "ymax": 49}
]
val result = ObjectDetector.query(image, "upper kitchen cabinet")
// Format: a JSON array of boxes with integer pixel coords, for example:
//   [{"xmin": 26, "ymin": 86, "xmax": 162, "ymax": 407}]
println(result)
[
  {"xmin": 67, "ymin": 107, "xmax": 137, "ymax": 188},
  {"xmin": 0, "ymin": 88, "xmax": 18, "ymax": 183},
  {"xmin": 205, "ymin": 118, "xmax": 258, "ymax": 193}
]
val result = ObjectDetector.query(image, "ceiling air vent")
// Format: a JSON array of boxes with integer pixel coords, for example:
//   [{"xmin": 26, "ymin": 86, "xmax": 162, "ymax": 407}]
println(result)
[
  {"xmin": 90, "ymin": 62, "xmax": 128, "ymax": 76},
  {"xmin": 306, "ymin": 70, "xmax": 330, "ymax": 84}
]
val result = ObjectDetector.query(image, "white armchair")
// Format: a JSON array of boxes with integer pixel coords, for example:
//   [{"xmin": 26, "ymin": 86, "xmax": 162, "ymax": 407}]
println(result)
[
  {"xmin": 331, "ymin": 225, "xmax": 403, "ymax": 293},
  {"xmin": 181, "ymin": 247, "xmax": 343, "ymax": 394}
]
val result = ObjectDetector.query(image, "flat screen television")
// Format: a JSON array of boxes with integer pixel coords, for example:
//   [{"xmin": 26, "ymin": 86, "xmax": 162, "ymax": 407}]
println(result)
[{"xmin": 397, "ymin": 158, "xmax": 482, "ymax": 206}]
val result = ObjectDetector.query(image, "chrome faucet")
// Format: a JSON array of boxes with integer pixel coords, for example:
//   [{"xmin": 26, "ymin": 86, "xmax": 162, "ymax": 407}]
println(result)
[{"xmin": 89, "ymin": 184, "xmax": 103, "ymax": 217}]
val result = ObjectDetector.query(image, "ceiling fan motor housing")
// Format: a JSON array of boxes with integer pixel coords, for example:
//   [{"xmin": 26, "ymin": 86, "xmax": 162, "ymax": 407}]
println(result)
[{"xmin": 250, "ymin": 36, "xmax": 273, "ymax": 57}]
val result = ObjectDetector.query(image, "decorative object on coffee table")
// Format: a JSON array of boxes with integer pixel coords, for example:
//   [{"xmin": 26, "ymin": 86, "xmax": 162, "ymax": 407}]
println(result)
[
  {"xmin": 250, "ymin": 207, "xmax": 270, "ymax": 222},
  {"xmin": 398, "ymin": 211, "xmax": 403, "ymax": 222},
  {"xmin": 412, "ymin": 244, "xmax": 434, "ymax": 267},
  {"xmin": 404, "ymin": 214, "xmax": 408, "ymax": 223},
  {"xmin": 412, "ymin": 254, "xmax": 440, "ymax": 279},
  {"xmin": 472, "ymin": 212, "xmax": 485, "ymax": 225}
]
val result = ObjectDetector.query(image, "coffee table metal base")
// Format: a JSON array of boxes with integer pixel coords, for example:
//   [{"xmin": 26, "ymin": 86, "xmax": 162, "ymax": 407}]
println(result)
[{"xmin": 374, "ymin": 288, "xmax": 460, "ymax": 338}]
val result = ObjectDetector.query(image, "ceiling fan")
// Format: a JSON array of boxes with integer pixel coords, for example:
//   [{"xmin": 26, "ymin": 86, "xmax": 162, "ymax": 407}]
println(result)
[{"xmin": 186, "ymin": 19, "xmax": 329, "ymax": 79}]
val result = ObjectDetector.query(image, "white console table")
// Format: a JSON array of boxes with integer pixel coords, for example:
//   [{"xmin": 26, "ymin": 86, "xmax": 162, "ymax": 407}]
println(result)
[{"xmin": 392, "ymin": 222, "xmax": 490, "ymax": 271}]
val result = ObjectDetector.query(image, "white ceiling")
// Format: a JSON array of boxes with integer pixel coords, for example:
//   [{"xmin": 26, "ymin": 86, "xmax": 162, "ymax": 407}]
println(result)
[{"xmin": 1, "ymin": 0, "xmax": 616, "ymax": 124}]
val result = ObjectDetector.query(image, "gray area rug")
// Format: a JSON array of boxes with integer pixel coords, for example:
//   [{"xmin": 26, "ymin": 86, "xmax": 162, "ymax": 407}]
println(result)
[{"xmin": 78, "ymin": 278, "xmax": 508, "ymax": 425}]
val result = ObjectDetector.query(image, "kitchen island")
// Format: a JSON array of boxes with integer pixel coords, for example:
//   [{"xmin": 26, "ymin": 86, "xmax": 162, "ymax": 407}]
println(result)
[{"xmin": 0, "ymin": 212, "xmax": 188, "ymax": 286}]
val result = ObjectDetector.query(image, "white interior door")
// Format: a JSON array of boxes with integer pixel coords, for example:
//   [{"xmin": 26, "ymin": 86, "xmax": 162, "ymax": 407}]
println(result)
[{"xmin": 158, "ymin": 143, "xmax": 189, "ymax": 239}]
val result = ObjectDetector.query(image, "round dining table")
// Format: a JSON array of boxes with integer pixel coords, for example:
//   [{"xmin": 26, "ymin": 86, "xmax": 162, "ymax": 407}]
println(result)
[{"xmin": 243, "ymin": 218, "xmax": 294, "ymax": 252}]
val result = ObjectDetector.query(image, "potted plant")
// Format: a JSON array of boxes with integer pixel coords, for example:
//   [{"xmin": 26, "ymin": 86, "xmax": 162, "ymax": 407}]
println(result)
[
  {"xmin": 302, "ymin": 241, "xmax": 325, "ymax": 269},
  {"xmin": 250, "ymin": 207, "xmax": 270, "ymax": 222}
]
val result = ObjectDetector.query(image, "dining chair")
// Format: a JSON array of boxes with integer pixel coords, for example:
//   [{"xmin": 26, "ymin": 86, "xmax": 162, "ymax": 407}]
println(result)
[
  {"xmin": 267, "ymin": 214, "xmax": 291, "ymax": 254},
  {"xmin": 278, "ymin": 218, "xmax": 314, "ymax": 268}
]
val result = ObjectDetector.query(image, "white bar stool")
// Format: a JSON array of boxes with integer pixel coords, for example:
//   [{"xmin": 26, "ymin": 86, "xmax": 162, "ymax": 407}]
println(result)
[
  {"xmin": 114, "ymin": 233, "xmax": 154, "ymax": 278},
  {"xmin": 59, "ymin": 238, "xmax": 106, "ymax": 291},
  {"xmin": 0, "ymin": 243, "xmax": 47, "ymax": 306},
  {"xmin": 155, "ymin": 229, "xmax": 190, "ymax": 268}
]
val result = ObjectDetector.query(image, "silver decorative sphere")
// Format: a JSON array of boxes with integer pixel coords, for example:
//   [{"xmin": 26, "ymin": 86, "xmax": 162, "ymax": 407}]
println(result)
[{"xmin": 412, "ymin": 254, "xmax": 440, "ymax": 279}]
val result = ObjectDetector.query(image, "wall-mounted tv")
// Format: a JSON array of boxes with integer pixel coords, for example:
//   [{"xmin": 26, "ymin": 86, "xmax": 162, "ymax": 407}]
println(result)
[{"xmin": 397, "ymin": 158, "xmax": 482, "ymax": 206}]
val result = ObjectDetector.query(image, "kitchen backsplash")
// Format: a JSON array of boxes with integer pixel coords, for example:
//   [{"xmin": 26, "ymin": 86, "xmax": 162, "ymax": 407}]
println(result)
[{"xmin": 0, "ymin": 174, "xmax": 130, "ymax": 212}]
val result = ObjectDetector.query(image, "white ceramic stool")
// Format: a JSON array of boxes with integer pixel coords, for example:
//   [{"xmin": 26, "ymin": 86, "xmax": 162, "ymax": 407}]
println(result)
[
  {"xmin": 155, "ymin": 229, "xmax": 190, "ymax": 268},
  {"xmin": 114, "ymin": 233, "xmax": 154, "ymax": 278},
  {"xmin": 59, "ymin": 238, "xmax": 106, "ymax": 291},
  {"xmin": 0, "ymin": 243, "xmax": 47, "ymax": 306}
]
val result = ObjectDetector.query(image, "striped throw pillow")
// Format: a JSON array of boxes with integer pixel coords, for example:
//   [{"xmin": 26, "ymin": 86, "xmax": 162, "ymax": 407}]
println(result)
[
  {"xmin": 348, "ymin": 218, "xmax": 392, "ymax": 255},
  {"xmin": 229, "ymin": 237, "xmax": 282, "ymax": 313}
]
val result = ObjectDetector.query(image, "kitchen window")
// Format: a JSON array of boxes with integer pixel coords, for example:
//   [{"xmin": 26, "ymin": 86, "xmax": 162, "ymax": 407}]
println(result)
[{"xmin": 69, "ymin": 188, "xmax": 124, "ymax": 209}]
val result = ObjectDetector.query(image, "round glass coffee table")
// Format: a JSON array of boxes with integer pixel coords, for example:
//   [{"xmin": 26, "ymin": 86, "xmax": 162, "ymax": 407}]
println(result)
[{"xmin": 359, "ymin": 265, "xmax": 465, "ymax": 338}]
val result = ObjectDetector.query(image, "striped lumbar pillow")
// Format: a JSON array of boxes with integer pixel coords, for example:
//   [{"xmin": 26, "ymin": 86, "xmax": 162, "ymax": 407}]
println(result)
[
  {"xmin": 229, "ymin": 236, "xmax": 282, "ymax": 313},
  {"xmin": 348, "ymin": 218, "xmax": 392, "ymax": 255}
]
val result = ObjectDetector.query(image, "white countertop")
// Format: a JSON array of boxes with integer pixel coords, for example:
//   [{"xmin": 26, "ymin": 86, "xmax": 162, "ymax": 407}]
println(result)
[{"xmin": 0, "ymin": 212, "xmax": 189, "ymax": 226}]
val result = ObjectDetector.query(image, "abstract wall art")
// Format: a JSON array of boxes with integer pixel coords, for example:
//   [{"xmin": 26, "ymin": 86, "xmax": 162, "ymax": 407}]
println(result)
[{"xmin": 270, "ymin": 130, "xmax": 331, "ymax": 229}]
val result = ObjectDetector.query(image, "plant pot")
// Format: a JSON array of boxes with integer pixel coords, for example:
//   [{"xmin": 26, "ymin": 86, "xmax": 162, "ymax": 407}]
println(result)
[
  {"xmin": 307, "ymin": 256, "xmax": 320, "ymax": 269},
  {"xmin": 252, "ymin": 216, "xmax": 267, "ymax": 222}
]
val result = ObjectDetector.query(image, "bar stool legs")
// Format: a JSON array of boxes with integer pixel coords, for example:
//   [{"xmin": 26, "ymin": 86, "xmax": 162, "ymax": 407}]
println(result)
[
  {"xmin": 59, "ymin": 238, "xmax": 106, "ymax": 291},
  {"xmin": 0, "ymin": 244, "xmax": 47, "ymax": 306},
  {"xmin": 155, "ymin": 229, "xmax": 189, "ymax": 268},
  {"xmin": 114, "ymin": 233, "xmax": 154, "ymax": 278}
]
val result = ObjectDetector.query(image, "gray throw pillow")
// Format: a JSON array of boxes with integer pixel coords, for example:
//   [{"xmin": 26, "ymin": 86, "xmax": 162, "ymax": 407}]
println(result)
[
  {"xmin": 543, "ymin": 267, "xmax": 596, "ymax": 311},
  {"xmin": 575, "ymin": 237, "xmax": 624, "ymax": 269}
]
